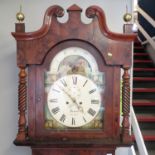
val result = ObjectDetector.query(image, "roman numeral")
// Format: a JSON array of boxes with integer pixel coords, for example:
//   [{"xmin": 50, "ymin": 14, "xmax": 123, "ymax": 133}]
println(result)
[
  {"xmin": 87, "ymin": 108, "xmax": 96, "ymax": 116},
  {"xmin": 60, "ymin": 79, "xmax": 67, "ymax": 87},
  {"xmin": 83, "ymin": 116, "xmax": 87, "ymax": 123},
  {"xmin": 89, "ymin": 89, "xmax": 96, "ymax": 94},
  {"xmin": 91, "ymin": 99, "xmax": 99, "ymax": 104},
  {"xmin": 51, "ymin": 107, "xmax": 60, "ymax": 114},
  {"xmin": 72, "ymin": 118, "xmax": 75, "ymax": 125},
  {"xmin": 83, "ymin": 80, "xmax": 88, "ymax": 87},
  {"xmin": 49, "ymin": 99, "xmax": 58, "ymax": 103},
  {"xmin": 52, "ymin": 88, "xmax": 60, "ymax": 93},
  {"xmin": 72, "ymin": 76, "xmax": 77, "ymax": 85},
  {"xmin": 60, "ymin": 114, "xmax": 66, "ymax": 122}
]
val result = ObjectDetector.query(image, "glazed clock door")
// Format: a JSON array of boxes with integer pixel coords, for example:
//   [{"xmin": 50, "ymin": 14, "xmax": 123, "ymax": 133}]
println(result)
[
  {"xmin": 28, "ymin": 41, "xmax": 120, "ymax": 141},
  {"xmin": 45, "ymin": 46, "xmax": 104, "ymax": 130}
]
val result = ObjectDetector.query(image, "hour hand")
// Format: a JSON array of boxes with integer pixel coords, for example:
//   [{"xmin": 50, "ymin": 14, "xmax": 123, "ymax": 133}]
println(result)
[{"xmin": 57, "ymin": 85, "xmax": 83, "ymax": 112}]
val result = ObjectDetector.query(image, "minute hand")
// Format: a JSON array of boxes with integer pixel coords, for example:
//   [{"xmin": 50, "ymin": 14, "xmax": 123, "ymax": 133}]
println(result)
[
  {"xmin": 58, "ymin": 85, "xmax": 83, "ymax": 112},
  {"xmin": 57, "ymin": 85, "xmax": 75, "ymax": 101}
]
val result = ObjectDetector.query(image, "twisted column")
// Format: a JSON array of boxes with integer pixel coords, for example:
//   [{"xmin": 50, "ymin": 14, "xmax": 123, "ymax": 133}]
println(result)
[
  {"xmin": 121, "ymin": 66, "xmax": 131, "ymax": 143},
  {"xmin": 16, "ymin": 66, "xmax": 27, "ymax": 142}
]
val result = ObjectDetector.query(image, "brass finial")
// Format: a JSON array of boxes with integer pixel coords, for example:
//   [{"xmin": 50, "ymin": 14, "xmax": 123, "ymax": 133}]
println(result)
[
  {"xmin": 16, "ymin": 5, "xmax": 25, "ymax": 22},
  {"xmin": 123, "ymin": 5, "xmax": 132, "ymax": 23},
  {"xmin": 107, "ymin": 52, "xmax": 113, "ymax": 57}
]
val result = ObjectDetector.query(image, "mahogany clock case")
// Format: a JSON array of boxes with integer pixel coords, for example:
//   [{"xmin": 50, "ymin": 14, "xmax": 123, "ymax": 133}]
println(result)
[
  {"xmin": 28, "ymin": 40, "xmax": 121, "ymax": 141},
  {"xmin": 12, "ymin": 4, "xmax": 136, "ymax": 151}
]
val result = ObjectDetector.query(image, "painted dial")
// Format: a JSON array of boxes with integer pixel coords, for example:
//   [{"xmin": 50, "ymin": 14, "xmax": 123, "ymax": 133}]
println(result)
[
  {"xmin": 49, "ymin": 47, "xmax": 98, "ymax": 74},
  {"xmin": 47, "ymin": 74, "xmax": 101, "ymax": 127}
]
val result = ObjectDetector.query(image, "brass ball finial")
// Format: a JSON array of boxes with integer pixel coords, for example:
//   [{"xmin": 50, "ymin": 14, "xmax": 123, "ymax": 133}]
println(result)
[
  {"xmin": 16, "ymin": 5, "xmax": 25, "ymax": 22},
  {"xmin": 123, "ymin": 13, "xmax": 132, "ymax": 22},
  {"xmin": 123, "ymin": 5, "xmax": 132, "ymax": 23}
]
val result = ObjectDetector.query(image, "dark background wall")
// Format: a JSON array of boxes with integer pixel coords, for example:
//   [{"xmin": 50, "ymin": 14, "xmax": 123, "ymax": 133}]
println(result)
[{"xmin": 138, "ymin": 0, "xmax": 155, "ymax": 42}]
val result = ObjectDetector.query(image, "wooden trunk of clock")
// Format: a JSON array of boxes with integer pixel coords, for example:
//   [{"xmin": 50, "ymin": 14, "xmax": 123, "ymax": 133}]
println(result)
[
  {"xmin": 32, "ymin": 148, "xmax": 115, "ymax": 155},
  {"xmin": 12, "ymin": 4, "xmax": 136, "ymax": 155}
]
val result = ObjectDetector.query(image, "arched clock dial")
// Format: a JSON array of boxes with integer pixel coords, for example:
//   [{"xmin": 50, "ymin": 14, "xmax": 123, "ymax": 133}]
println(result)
[
  {"xmin": 49, "ymin": 47, "xmax": 99, "ymax": 75},
  {"xmin": 47, "ymin": 74, "xmax": 102, "ymax": 127}
]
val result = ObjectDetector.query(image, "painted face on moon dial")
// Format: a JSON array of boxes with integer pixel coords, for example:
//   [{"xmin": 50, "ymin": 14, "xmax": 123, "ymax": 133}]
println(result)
[
  {"xmin": 49, "ymin": 47, "xmax": 98, "ymax": 74},
  {"xmin": 47, "ymin": 74, "xmax": 101, "ymax": 127}
]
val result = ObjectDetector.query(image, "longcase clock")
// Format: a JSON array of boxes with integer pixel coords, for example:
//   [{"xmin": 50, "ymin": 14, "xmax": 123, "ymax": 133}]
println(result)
[{"xmin": 12, "ymin": 4, "xmax": 136, "ymax": 155}]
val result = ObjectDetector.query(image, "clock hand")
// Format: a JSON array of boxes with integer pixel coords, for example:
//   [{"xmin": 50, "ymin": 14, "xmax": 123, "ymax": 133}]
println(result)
[
  {"xmin": 57, "ymin": 85, "xmax": 74, "ymax": 101},
  {"xmin": 72, "ymin": 98, "xmax": 84, "ymax": 113},
  {"xmin": 57, "ymin": 85, "xmax": 83, "ymax": 112}
]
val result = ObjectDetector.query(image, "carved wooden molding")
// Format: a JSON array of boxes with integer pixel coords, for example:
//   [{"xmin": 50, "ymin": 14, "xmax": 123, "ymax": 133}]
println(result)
[
  {"xmin": 12, "ymin": 5, "xmax": 64, "ymax": 40},
  {"xmin": 12, "ymin": 5, "xmax": 136, "ymax": 41},
  {"xmin": 12, "ymin": 5, "xmax": 136, "ymax": 67},
  {"xmin": 86, "ymin": 6, "xmax": 136, "ymax": 41}
]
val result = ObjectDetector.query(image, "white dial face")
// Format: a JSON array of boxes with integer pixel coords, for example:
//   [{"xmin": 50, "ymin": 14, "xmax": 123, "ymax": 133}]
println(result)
[{"xmin": 47, "ymin": 74, "xmax": 101, "ymax": 127}]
